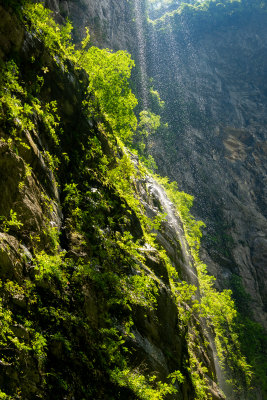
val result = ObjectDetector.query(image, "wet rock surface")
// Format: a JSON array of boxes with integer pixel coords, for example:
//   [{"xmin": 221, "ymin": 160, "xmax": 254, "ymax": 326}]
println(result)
[
  {"xmin": 43, "ymin": 0, "xmax": 135, "ymax": 50},
  {"xmin": 146, "ymin": 11, "xmax": 267, "ymax": 329}
]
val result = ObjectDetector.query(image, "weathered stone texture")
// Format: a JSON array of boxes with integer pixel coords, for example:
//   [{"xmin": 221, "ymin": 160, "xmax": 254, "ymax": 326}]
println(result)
[{"xmin": 146, "ymin": 12, "xmax": 267, "ymax": 329}]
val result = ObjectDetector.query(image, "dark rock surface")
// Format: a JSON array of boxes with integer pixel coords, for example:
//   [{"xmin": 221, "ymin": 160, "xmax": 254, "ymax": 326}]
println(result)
[
  {"xmin": 146, "ymin": 10, "xmax": 267, "ymax": 329},
  {"xmin": 42, "ymin": 0, "xmax": 135, "ymax": 50}
]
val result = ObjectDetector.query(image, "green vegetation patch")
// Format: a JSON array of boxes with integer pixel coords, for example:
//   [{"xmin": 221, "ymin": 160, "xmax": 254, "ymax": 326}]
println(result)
[
  {"xmin": 149, "ymin": 0, "xmax": 267, "ymax": 34},
  {"xmin": 0, "ymin": 1, "xmax": 259, "ymax": 399}
]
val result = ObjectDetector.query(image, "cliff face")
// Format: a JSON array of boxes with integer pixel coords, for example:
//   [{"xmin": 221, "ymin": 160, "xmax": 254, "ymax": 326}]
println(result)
[
  {"xmin": 0, "ymin": 4, "xmax": 225, "ymax": 399},
  {"xmin": 146, "ymin": 8, "xmax": 267, "ymax": 330},
  {"xmin": 42, "ymin": 0, "xmax": 135, "ymax": 49},
  {"xmin": 0, "ymin": 1, "xmax": 265, "ymax": 399}
]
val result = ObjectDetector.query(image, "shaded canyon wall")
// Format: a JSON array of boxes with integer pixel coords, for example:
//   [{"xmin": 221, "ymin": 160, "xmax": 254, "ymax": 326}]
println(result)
[
  {"xmin": 145, "ymin": 9, "xmax": 267, "ymax": 330},
  {"xmin": 0, "ymin": 0, "xmax": 266, "ymax": 399}
]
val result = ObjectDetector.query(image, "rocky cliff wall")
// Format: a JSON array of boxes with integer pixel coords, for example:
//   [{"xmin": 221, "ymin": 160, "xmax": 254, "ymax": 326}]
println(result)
[
  {"xmin": 0, "ymin": 1, "xmax": 263, "ymax": 399},
  {"xmin": 41, "ymin": 0, "xmax": 135, "ymax": 50},
  {"xmin": 145, "ymin": 8, "xmax": 267, "ymax": 331},
  {"xmin": 0, "ymin": 3, "xmax": 227, "ymax": 399}
]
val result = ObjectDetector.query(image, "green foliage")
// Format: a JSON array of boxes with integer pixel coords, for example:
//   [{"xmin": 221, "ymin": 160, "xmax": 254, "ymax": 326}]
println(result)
[
  {"xmin": 80, "ymin": 46, "xmax": 138, "ymax": 141},
  {"xmin": 36, "ymin": 100, "xmax": 60, "ymax": 146},
  {"xmin": 111, "ymin": 368, "xmax": 178, "ymax": 399},
  {"xmin": 108, "ymin": 153, "xmax": 137, "ymax": 196},
  {"xmin": 63, "ymin": 183, "xmax": 81, "ymax": 209},
  {"xmin": 165, "ymin": 265, "xmax": 212, "ymax": 398},
  {"xmin": 0, "ymin": 209, "xmax": 23, "ymax": 233},
  {"xmin": 0, "ymin": 390, "xmax": 12, "ymax": 400},
  {"xmin": 156, "ymin": 176, "xmax": 205, "ymax": 251},
  {"xmin": 0, "ymin": 2, "xmax": 257, "ymax": 398},
  {"xmin": 168, "ymin": 370, "xmax": 185, "ymax": 384},
  {"xmin": 24, "ymin": 3, "xmax": 76, "ymax": 65},
  {"xmin": 0, "ymin": 60, "xmax": 34, "ymax": 134},
  {"xmin": 149, "ymin": 88, "xmax": 165, "ymax": 109},
  {"xmin": 237, "ymin": 316, "xmax": 267, "ymax": 396},
  {"xmin": 198, "ymin": 264, "xmax": 252, "ymax": 391},
  {"xmin": 0, "ymin": 301, "xmax": 14, "ymax": 356},
  {"xmin": 0, "ymin": 3, "xmax": 170, "ymax": 399},
  {"xmin": 172, "ymin": 281, "xmax": 199, "ymax": 325},
  {"xmin": 34, "ymin": 251, "xmax": 69, "ymax": 286},
  {"xmin": 138, "ymin": 110, "xmax": 161, "ymax": 137},
  {"xmin": 4, "ymin": 280, "xmax": 25, "ymax": 300},
  {"xmin": 229, "ymin": 275, "xmax": 267, "ymax": 396},
  {"xmin": 122, "ymin": 272, "xmax": 159, "ymax": 311},
  {"xmin": 131, "ymin": 110, "xmax": 160, "ymax": 171},
  {"xmin": 0, "ymin": 61, "xmax": 60, "ymax": 145},
  {"xmin": 229, "ymin": 274, "xmax": 252, "ymax": 316},
  {"xmin": 0, "ymin": 58, "xmax": 61, "ymax": 183},
  {"xmin": 99, "ymin": 327, "xmax": 128, "ymax": 366},
  {"xmin": 152, "ymin": 173, "xmax": 253, "ymax": 394},
  {"xmin": 0, "ymin": 294, "xmax": 31, "ymax": 363},
  {"xmin": 140, "ymin": 154, "xmax": 158, "ymax": 172},
  {"xmin": 107, "ymin": 147, "xmax": 165, "ymax": 235},
  {"xmin": 24, "ymin": 3, "xmax": 138, "ymax": 143},
  {"xmin": 187, "ymin": 347, "xmax": 212, "ymax": 400},
  {"xmin": 150, "ymin": 0, "xmax": 267, "ymax": 30},
  {"xmin": 32, "ymin": 332, "xmax": 47, "ymax": 365}
]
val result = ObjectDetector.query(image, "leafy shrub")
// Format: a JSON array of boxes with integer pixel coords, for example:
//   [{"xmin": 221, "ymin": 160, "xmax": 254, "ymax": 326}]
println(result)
[
  {"xmin": 111, "ymin": 368, "xmax": 177, "ymax": 400},
  {"xmin": 80, "ymin": 46, "xmax": 138, "ymax": 141},
  {"xmin": 24, "ymin": 3, "xmax": 76, "ymax": 64},
  {"xmin": 34, "ymin": 251, "xmax": 69, "ymax": 287},
  {"xmin": 0, "ymin": 209, "xmax": 23, "ymax": 233},
  {"xmin": 24, "ymin": 3, "xmax": 138, "ymax": 143}
]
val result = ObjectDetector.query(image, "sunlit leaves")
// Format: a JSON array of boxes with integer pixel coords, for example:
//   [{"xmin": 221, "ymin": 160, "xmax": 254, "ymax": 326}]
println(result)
[
  {"xmin": 138, "ymin": 110, "xmax": 161, "ymax": 136},
  {"xmin": 80, "ymin": 47, "xmax": 138, "ymax": 141},
  {"xmin": 24, "ymin": 3, "xmax": 138, "ymax": 143},
  {"xmin": 24, "ymin": 3, "xmax": 76, "ymax": 64},
  {"xmin": 111, "ymin": 368, "xmax": 178, "ymax": 400}
]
